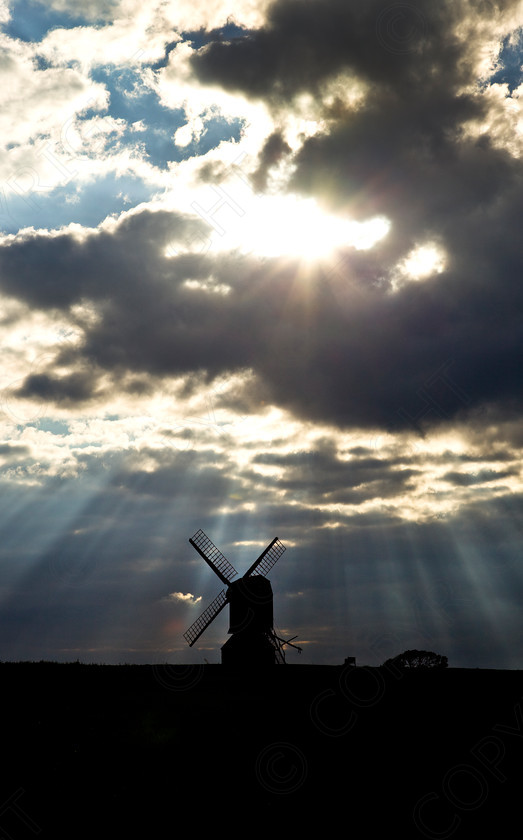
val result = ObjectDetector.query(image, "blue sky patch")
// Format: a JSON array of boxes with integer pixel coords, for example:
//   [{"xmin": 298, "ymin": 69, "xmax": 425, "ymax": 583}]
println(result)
[
  {"xmin": 0, "ymin": 173, "xmax": 157, "ymax": 234},
  {"xmin": 33, "ymin": 419, "xmax": 71, "ymax": 436},
  {"xmin": 88, "ymin": 66, "xmax": 244, "ymax": 170},
  {"xmin": 180, "ymin": 23, "xmax": 250, "ymax": 53},
  {"xmin": 488, "ymin": 29, "xmax": 523, "ymax": 92},
  {"xmin": 3, "ymin": 0, "xmax": 101, "ymax": 43}
]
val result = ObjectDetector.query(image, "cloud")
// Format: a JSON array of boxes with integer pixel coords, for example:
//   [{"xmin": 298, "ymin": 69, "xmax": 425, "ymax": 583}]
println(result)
[
  {"xmin": 250, "ymin": 442, "xmax": 419, "ymax": 506},
  {"xmin": 250, "ymin": 130, "xmax": 292, "ymax": 192},
  {"xmin": 0, "ymin": 443, "xmax": 30, "ymax": 459},
  {"xmin": 36, "ymin": 0, "xmax": 273, "ymax": 30},
  {"xmin": 0, "ymin": 32, "xmax": 107, "ymax": 163},
  {"xmin": 441, "ymin": 468, "xmax": 518, "ymax": 487},
  {"xmin": 0, "ymin": 186, "xmax": 522, "ymax": 435},
  {"xmin": 14, "ymin": 370, "xmax": 98, "ymax": 406},
  {"xmin": 190, "ymin": 0, "xmax": 523, "ymax": 101},
  {"xmin": 167, "ymin": 592, "xmax": 202, "ymax": 606}
]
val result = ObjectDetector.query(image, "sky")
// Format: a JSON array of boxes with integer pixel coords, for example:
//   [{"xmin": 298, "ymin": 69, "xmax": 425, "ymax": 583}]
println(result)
[{"xmin": 0, "ymin": 0, "xmax": 522, "ymax": 668}]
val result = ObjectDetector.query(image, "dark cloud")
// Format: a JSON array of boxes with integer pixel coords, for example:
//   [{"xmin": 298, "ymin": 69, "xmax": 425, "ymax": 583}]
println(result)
[
  {"xmin": 441, "ymin": 467, "xmax": 518, "ymax": 486},
  {"xmin": 251, "ymin": 443, "xmax": 418, "ymax": 505},
  {"xmin": 188, "ymin": 1, "xmax": 523, "ymax": 431},
  {"xmin": 190, "ymin": 0, "xmax": 471, "ymax": 102},
  {"xmin": 0, "ymin": 443, "xmax": 31, "ymax": 459},
  {"xmin": 250, "ymin": 130, "xmax": 292, "ymax": 191},
  {"xmin": 191, "ymin": 0, "xmax": 521, "ymax": 258},
  {"xmin": 1, "ymin": 192, "xmax": 522, "ymax": 433},
  {"xmin": 433, "ymin": 448, "xmax": 517, "ymax": 465},
  {"xmin": 15, "ymin": 371, "xmax": 98, "ymax": 405},
  {"xmin": 108, "ymin": 450, "xmax": 235, "ymax": 504},
  {"xmin": 0, "ymin": 210, "xmax": 208, "ymax": 310},
  {"xmin": 0, "ymin": 2, "xmax": 522, "ymax": 437}
]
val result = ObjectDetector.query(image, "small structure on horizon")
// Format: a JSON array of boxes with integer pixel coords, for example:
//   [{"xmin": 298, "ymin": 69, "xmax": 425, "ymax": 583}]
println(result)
[
  {"xmin": 344, "ymin": 656, "xmax": 356, "ymax": 667},
  {"xmin": 183, "ymin": 529, "xmax": 301, "ymax": 666}
]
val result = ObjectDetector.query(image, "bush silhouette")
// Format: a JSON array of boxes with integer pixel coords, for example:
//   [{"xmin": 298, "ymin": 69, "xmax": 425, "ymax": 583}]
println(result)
[{"xmin": 383, "ymin": 649, "xmax": 448, "ymax": 669}]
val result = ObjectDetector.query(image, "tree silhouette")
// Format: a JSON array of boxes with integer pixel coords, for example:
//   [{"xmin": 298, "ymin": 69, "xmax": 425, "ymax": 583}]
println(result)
[{"xmin": 382, "ymin": 649, "xmax": 448, "ymax": 669}]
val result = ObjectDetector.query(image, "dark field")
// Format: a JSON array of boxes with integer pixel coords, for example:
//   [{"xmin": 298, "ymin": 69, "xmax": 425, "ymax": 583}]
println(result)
[{"xmin": 2, "ymin": 662, "xmax": 522, "ymax": 837}]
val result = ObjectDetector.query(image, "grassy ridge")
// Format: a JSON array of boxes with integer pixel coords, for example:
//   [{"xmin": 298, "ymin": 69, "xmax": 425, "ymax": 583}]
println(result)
[{"xmin": 1, "ymin": 663, "xmax": 522, "ymax": 837}]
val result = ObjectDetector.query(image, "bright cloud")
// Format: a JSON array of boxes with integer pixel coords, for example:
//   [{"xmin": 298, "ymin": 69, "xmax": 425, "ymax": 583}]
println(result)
[{"xmin": 168, "ymin": 592, "xmax": 202, "ymax": 606}]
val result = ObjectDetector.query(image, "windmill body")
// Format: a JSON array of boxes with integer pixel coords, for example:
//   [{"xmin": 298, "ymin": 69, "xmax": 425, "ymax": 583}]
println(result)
[
  {"xmin": 183, "ymin": 530, "xmax": 299, "ymax": 666},
  {"xmin": 227, "ymin": 576, "xmax": 273, "ymax": 634},
  {"xmin": 222, "ymin": 576, "xmax": 275, "ymax": 666}
]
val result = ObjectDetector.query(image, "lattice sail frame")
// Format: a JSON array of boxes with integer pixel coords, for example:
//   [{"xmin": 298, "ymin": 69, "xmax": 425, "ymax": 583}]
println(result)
[
  {"xmin": 183, "ymin": 589, "xmax": 228, "ymax": 647},
  {"xmin": 189, "ymin": 529, "xmax": 238, "ymax": 585},
  {"xmin": 246, "ymin": 538, "xmax": 286, "ymax": 578}
]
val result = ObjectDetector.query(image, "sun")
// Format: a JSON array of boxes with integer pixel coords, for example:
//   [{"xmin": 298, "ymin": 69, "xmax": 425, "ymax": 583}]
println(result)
[
  {"xmin": 167, "ymin": 187, "xmax": 390, "ymax": 262},
  {"xmin": 166, "ymin": 185, "xmax": 390, "ymax": 263},
  {"xmin": 236, "ymin": 194, "xmax": 390, "ymax": 260}
]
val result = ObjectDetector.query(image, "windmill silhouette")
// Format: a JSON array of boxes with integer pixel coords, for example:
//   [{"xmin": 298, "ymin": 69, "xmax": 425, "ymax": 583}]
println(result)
[{"xmin": 183, "ymin": 529, "xmax": 301, "ymax": 665}]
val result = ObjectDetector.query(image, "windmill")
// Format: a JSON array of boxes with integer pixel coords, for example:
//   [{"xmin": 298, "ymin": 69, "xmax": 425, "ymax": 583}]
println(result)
[{"xmin": 183, "ymin": 529, "xmax": 301, "ymax": 666}]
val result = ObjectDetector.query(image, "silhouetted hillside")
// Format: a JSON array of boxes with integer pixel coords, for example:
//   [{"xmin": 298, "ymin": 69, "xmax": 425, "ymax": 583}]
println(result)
[{"xmin": 2, "ymin": 662, "xmax": 522, "ymax": 837}]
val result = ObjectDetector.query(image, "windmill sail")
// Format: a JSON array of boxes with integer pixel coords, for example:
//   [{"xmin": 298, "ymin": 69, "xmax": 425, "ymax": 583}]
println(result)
[
  {"xmin": 183, "ymin": 589, "xmax": 228, "ymax": 647},
  {"xmin": 244, "ymin": 538, "xmax": 286, "ymax": 578},
  {"xmin": 189, "ymin": 529, "xmax": 237, "ymax": 586}
]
